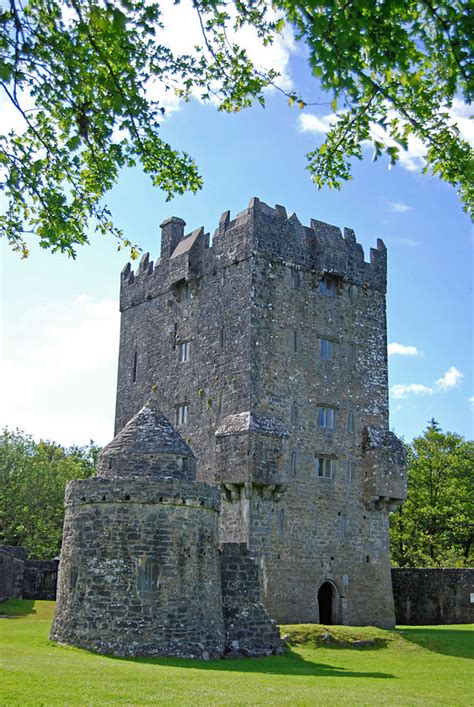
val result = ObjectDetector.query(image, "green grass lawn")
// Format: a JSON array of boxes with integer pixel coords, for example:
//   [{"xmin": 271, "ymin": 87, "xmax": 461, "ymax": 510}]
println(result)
[{"xmin": 1, "ymin": 600, "xmax": 472, "ymax": 705}]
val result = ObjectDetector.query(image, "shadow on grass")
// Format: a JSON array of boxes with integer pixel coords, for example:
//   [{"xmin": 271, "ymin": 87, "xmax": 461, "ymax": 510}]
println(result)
[
  {"xmin": 395, "ymin": 627, "xmax": 474, "ymax": 660},
  {"xmin": 101, "ymin": 647, "xmax": 395, "ymax": 679},
  {"xmin": 0, "ymin": 599, "xmax": 37, "ymax": 617}
]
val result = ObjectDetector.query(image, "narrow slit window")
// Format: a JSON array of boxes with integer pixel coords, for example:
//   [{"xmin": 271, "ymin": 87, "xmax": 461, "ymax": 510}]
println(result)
[
  {"xmin": 320, "ymin": 338, "xmax": 334, "ymax": 360},
  {"xmin": 347, "ymin": 460, "xmax": 355, "ymax": 482},
  {"xmin": 348, "ymin": 410, "xmax": 355, "ymax": 433},
  {"xmin": 179, "ymin": 341, "xmax": 190, "ymax": 363},
  {"xmin": 293, "ymin": 330, "xmax": 298, "ymax": 353},
  {"xmin": 318, "ymin": 406, "xmax": 335, "ymax": 429},
  {"xmin": 132, "ymin": 350, "xmax": 138, "ymax": 383},
  {"xmin": 220, "ymin": 327, "xmax": 225, "ymax": 349},
  {"xmin": 291, "ymin": 450, "xmax": 297, "ymax": 475},
  {"xmin": 291, "ymin": 269, "xmax": 300, "ymax": 289},
  {"xmin": 290, "ymin": 401, "xmax": 298, "ymax": 425}
]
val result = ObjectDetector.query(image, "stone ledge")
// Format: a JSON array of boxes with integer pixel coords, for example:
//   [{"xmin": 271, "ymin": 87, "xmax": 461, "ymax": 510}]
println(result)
[{"xmin": 65, "ymin": 478, "xmax": 220, "ymax": 512}]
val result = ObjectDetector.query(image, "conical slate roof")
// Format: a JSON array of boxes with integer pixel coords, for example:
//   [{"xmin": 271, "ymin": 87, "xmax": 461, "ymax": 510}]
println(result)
[
  {"xmin": 102, "ymin": 399, "xmax": 194, "ymax": 459},
  {"xmin": 97, "ymin": 399, "xmax": 195, "ymax": 480}
]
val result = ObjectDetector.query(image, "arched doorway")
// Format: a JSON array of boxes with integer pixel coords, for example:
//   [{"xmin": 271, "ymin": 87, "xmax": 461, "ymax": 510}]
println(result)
[{"xmin": 318, "ymin": 582, "xmax": 334, "ymax": 624}]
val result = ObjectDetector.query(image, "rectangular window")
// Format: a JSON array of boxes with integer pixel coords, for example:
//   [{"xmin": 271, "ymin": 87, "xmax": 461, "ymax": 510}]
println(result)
[
  {"xmin": 347, "ymin": 460, "xmax": 355, "ymax": 482},
  {"xmin": 179, "ymin": 341, "xmax": 190, "ymax": 363},
  {"xmin": 348, "ymin": 410, "xmax": 355, "ymax": 432},
  {"xmin": 338, "ymin": 512, "xmax": 348, "ymax": 538},
  {"xmin": 319, "ymin": 277, "xmax": 336, "ymax": 297},
  {"xmin": 318, "ymin": 406, "xmax": 335, "ymax": 429},
  {"xmin": 176, "ymin": 404, "xmax": 189, "ymax": 426},
  {"xmin": 291, "ymin": 450, "xmax": 297, "ymax": 475},
  {"xmin": 291, "ymin": 269, "xmax": 300, "ymax": 289},
  {"xmin": 316, "ymin": 457, "xmax": 334, "ymax": 478},
  {"xmin": 320, "ymin": 338, "xmax": 334, "ymax": 360},
  {"xmin": 180, "ymin": 282, "xmax": 191, "ymax": 301}
]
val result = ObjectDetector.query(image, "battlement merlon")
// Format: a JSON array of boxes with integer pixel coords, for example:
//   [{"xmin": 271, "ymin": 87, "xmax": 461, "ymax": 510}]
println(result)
[{"xmin": 119, "ymin": 197, "xmax": 387, "ymax": 311}]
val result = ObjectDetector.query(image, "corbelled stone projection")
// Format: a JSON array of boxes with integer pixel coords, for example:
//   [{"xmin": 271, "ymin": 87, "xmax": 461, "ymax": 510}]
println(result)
[
  {"xmin": 114, "ymin": 196, "xmax": 407, "ymax": 628},
  {"xmin": 51, "ymin": 400, "xmax": 282, "ymax": 658}
]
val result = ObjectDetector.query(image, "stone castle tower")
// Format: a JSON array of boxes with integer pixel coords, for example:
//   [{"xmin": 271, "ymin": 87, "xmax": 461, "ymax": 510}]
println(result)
[{"xmin": 115, "ymin": 196, "xmax": 406, "ymax": 628}]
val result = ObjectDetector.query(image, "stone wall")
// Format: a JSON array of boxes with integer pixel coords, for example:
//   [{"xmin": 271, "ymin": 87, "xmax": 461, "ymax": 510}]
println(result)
[
  {"xmin": 220, "ymin": 543, "xmax": 282, "ymax": 657},
  {"xmin": 22, "ymin": 560, "xmax": 58, "ymax": 600},
  {"xmin": 392, "ymin": 568, "xmax": 474, "ymax": 625},
  {"xmin": 0, "ymin": 548, "xmax": 24, "ymax": 601}
]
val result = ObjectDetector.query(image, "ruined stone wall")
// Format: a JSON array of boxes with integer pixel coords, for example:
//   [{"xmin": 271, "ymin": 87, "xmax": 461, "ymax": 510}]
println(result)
[
  {"xmin": 392, "ymin": 568, "xmax": 474, "ymax": 625},
  {"xmin": 0, "ymin": 548, "xmax": 24, "ymax": 601},
  {"xmin": 50, "ymin": 478, "xmax": 224, "ymax": 658},
  {"xmin": 220, "ymin": 543, "xmax": 282, "ymax": 656}
]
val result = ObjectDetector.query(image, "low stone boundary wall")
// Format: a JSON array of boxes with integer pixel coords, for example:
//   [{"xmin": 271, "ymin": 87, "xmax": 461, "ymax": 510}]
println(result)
[
  {"xmin": 392, "ymin": 568, "xmax": 474, "ymax": 625},
  {"xmin": 0, "ymin": 549, "xmax": 24, "ymax": 602},
  {"xmin": 0, "ymin": 547, "xmax": 58, "ymax": 602}
]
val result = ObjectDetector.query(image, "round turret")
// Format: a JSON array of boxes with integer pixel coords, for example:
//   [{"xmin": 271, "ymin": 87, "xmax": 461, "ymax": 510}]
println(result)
[{"xmin": 97, "ymin": 399, "xmax": 196, "ymax": 481}]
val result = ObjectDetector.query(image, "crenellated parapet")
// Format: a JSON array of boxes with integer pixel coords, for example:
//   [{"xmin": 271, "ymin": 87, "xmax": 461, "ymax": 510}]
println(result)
[{"xmin": 119, "ymin": 197, "xmax": 387, "ymax": 311}]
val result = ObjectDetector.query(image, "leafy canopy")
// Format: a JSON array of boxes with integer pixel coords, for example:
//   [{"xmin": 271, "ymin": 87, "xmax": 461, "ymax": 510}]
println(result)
[
  {"xmin": 0, "ymin": 428, "xmax": 100, "ymax": 558},
  {"xmin": 0, "ymin": 0, "xmax": 472, "ymax": 258},
  {"xmin": 390, "ymin": 420, "xmax": 474, "ymax": 568}
]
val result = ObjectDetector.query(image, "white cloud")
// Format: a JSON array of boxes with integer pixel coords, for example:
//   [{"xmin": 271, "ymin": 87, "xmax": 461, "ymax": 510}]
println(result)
[
  {"xmin": 468, "ymin": 396, "xmax": 474, "ymax": 405},
  {"xmin": 388, "ymin": 201, "xmax": 413, "ymax": 213},
  {"xmin": 450, "ymin": 99, "xmax": 474, "ymax": 147},
  {"xmin": 390, "ymin": 383, "xmax": 433, "ymax": 399},
  {"xmin": 298, "ymin": 100, "xmax": 473, "ymax": 175},
  {"xmin": 155, "ymin": 0, "xmax": 295, "ymax": 111},
  {"xmin": 299, "ymin": 112, "xmax": 339, "ymax": 134},
  {"xmin": 388, "ymin": 342, "xmax": 420, "ymax": 357},
  {"xmin": 435, "ymin": 366, "xmax": 463, "ymax": 391},
  {"xmin": 0, "ymin": 296, "xmax": 119, "ymax": 446}
]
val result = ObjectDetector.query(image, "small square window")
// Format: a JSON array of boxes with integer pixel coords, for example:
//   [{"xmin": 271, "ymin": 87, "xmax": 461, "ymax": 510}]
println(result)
[
  {"xmin": 318, "ymin": 406, "xmax": 335, "ymax": 429},
  {"xmin": 320, "ymin": 338, "xmax": 334, "ymax": 360},
  {"xmin": 179, "ymin": 341, "xmax": 190, "ymax": 362},
  {"xmin": 316, "ymin": 457, "xmax": 334, "ymax": 478},
  {"xmin": 176, "ymin": 404, "xmax": 189, "ymax": 426},
  {"xmin": 319, "ymin": 277, "xmax": 336, "ymax": 297}
]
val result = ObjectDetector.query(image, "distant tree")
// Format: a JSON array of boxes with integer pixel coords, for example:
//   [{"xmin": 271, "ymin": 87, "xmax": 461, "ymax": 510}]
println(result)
[
  {"xmin": 1, "ymin": 1, "xmax": 472, "ymax": 258},
  {"xmin": 390, "ymin": 420, "xmax": 474, "ymax": 568},
  {"xmin": 0, "ymin": 428, "xmax": 99, "ymax": 559}
]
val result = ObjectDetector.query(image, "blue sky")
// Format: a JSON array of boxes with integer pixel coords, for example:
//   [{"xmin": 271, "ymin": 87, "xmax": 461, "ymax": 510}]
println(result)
[{"xmin": 0, "ymin": 2, "xmax": 472, "ymax": 446}]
